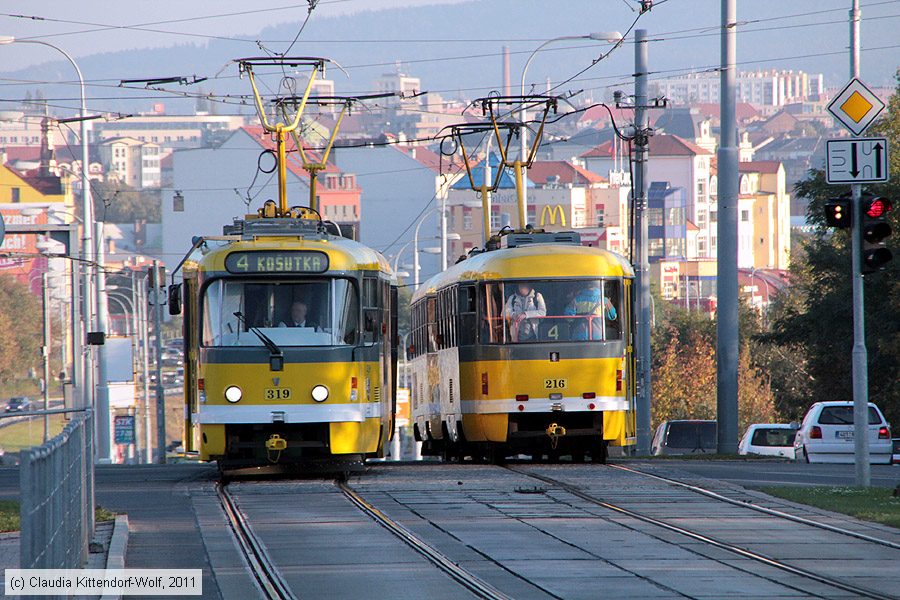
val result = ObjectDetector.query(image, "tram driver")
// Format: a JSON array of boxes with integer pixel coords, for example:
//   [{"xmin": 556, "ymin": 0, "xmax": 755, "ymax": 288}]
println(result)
[
  {"xmin": 504, "ymin": 282, "xmax": 546, "ymax": 342},
  {"xmin": 278, "ymin": 300, "xmax": 319, "ymax": 329}
]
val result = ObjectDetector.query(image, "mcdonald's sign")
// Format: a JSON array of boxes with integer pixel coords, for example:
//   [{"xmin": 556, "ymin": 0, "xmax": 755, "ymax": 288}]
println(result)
[{"xmin": 539, "ymin": 204, "xmax": 567, "ymax": 227}]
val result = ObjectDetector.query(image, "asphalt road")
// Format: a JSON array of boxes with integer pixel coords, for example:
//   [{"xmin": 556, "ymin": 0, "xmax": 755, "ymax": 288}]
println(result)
[{"xmin": 619, "ymin": 458, "xmax": 900, "ymax": 488}]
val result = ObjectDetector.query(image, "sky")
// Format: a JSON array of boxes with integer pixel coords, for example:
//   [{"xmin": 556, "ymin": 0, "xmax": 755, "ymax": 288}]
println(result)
[
  {"xmin": 0, "ymin": 0, "xmax": 469, "ymax": 66},
  {"xmin": 0, "ymin": 0, "xmax": 898, "ymax": 118}
]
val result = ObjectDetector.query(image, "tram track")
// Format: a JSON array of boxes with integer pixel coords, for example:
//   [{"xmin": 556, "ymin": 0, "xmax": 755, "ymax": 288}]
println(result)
[
  {"xmin": 337, "ymin": 480, "xmax": 514, "ymax": 600},
  {"xmin": 217, "ymin": 481, "xmax": 297, "ymax": 600},
  {"xmin": 609, "ymin": 463, "xmax": 900, "ymax": 550},
  {"xmin": 506, "ymin": 466, "xmax": 897, "ymax": 600}
]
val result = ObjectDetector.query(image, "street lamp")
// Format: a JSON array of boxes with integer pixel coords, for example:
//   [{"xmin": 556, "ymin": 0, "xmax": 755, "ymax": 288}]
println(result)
[
  {"xmin": 0, "ymin": 36, "xmax": 105, "ymax": 457},
  {"xmin": 519, "ymin": 32, "xmax": 622, "ymax": 187}
]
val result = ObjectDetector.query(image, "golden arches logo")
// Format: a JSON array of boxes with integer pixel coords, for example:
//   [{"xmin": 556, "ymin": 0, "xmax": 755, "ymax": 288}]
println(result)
[{"xmin": 540, "ymin": 204, "xmax": 567, "ymax": 227}]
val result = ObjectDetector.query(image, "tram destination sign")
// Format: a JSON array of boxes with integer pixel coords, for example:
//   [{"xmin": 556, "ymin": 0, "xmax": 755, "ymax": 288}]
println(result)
[{"xmin": 225, "ymin": 250, "xmax": 329, "ymax": 274}]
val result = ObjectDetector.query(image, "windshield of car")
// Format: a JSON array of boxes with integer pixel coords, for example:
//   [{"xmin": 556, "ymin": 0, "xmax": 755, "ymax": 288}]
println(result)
[
  {"xmin": 750, "ymin": 427, "xmax": 797, "ymax": 447},
  {"xmin": 817, "ymin": 406, "xmax": 882, "ymax": 425},
  {"xmin": 481, "ymin": 279, "xmax": 622, "ymax": 344},
  {"xmin": 665, "ymin": 422, "xmax": 717, "ymax": 450},
  {"xmin": 202, "ymin": 279, "xmax": 358, "ymax": 347}
]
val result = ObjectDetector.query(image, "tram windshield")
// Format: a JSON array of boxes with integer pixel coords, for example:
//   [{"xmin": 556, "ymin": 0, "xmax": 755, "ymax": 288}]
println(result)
[
  {"xmin": 202, "ymin": 279, "xmax": 358, "ymax": 347},
  {"xmin": 481, "ymin": 279, "xmax": 622, "ymax": 344}
]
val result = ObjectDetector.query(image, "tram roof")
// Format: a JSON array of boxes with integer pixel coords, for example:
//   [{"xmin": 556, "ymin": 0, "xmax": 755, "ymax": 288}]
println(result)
[
  {"xmin": 197, "ymin": 235, "xmax": 392, "ymax": 274},
  {"xmin": 412, "ymin": 243, "xmax": 634, "ymax": 301}
]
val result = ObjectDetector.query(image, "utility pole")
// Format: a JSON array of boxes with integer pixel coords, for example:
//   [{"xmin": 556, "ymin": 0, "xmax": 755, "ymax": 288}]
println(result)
[
  {"xmin": 849, "ymin": 0, "xmax": 870, "ymax": 487},
  {"xmin": 137, "ymin": 274, "xmax": 152, "ymax": 464},
  {"xmin": 41, "ymin": 272, "xmax": 51, "ymax": 442},
  {"xmin": 633, "ymin": 29, "xmax": 653, "ymax": 455},
  {"xmin": 716, "ymin": 0, "xmax": 740, "ymax": 454},
  {"xmin": 151, "ymin": 261, "xmax": 166, "ymax": 463},
  {"xmin": 95, "ymin": 221, "xmax": 111, "ymax": 462}
]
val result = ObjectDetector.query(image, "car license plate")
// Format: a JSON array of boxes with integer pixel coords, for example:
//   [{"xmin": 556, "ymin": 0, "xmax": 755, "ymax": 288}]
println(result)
[
  {"xmin": 264, "ymin": 388, "xmax": 292, "ymax": 400},
  {"xmin": 836, "ymin": 430, "xmax": 853, "ymax": 440},
  {"xmin": 544, "ymin": 378, "xmax": 567, "ymax": 389}
]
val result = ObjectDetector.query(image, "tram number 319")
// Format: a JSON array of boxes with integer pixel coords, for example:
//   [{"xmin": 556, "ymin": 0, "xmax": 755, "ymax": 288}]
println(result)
[
  {"xmin": 265, "ymin": 388, "xmax": 292, "ymax": 400},
  {"xmin": 544, "ymin": 379, "xmax": 567, "ymax": 389}
]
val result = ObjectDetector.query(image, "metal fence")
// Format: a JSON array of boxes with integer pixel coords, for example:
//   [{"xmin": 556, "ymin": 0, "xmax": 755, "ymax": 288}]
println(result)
[{"xmin": 19, "ymin": 412, "xmax": 94, "ymax": 569}]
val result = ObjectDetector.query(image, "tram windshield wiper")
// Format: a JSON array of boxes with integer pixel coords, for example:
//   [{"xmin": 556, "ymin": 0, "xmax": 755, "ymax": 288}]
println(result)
[{"xmin": 233, "ymin": 311, "xmax": 284, "ymax": 371}]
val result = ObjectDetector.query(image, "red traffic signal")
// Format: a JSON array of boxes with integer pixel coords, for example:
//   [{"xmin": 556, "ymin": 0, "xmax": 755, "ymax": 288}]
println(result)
[
  {"xmin": 865, "ymin": 197, "xmax": 893, "ymax": 218},
  {"xmin": 861, "ymin": 195, "xmax": 893, "ymax": 274},
  {"xmin": 824, "ymin": 199, "xmax": 851, "ymax": 228}
]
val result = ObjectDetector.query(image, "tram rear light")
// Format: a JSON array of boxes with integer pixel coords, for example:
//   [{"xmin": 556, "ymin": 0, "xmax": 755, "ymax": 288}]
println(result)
[
  {"xmin": 198, "ymin": 378, "xmax": 205, "ymax": 391},
  {"xmin": 616, "ymin": 370, "xmax": 623, "ymax": 392},
  {"xmin": 588, "ymin": 403, "xmax": 596, "ymax": 410},
  {"xmin": 810, "ymin": 426, "xmax": 822, "ymax": 439},
  {"xmin": 516, "ymin": 394, "xmax": 529, "ymax": 402},
  {"xmin": 878, "ymin": 426, "xmax": 890, "ymax": 439},
  {"xmin": 582, "ymin": 392, "xmax": 596, "ymax": 399},
  {"xmin": 351, "ymin": 377, "xmax": 358, "ymax": 389},
  {"xmin": 517, "ymin": 404, "xmax": 525, "ymax": 411},
  {"xmin": 481, "ymin": 372, "xmax": 488, "ymax": 395}
]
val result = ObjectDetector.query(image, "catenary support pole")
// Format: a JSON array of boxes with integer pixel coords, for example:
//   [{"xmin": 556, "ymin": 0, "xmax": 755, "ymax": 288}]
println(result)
[
  {"xmin": 152, "ymin": 262, "xmax": 166, "ymax": 463},
  {"xmin": 41, "ymin": 272, "xmax": 50, "ymax": 442},
  {"xmin": 716, "ymin": 0, "xmax": 740, "ymax": 454},
  {"xmin": 634, "ymin": 30, "xmax": 653, "ymax": 455},
  {"xmin": 849, "ymin": 0, "xmax": 870, "ymax": 487},
  {"xmin": 94, "ymin": 221, "xmax": 111, "ymax": 462}
]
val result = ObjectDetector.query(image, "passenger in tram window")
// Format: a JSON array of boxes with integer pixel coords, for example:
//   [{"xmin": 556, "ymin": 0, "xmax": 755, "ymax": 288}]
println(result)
[
  {"xmin": 564, "ymin": 281, "xmax": 617, "ymax": 340},
  {"xmin": 503, "ymin": 282, "xmax": 546, "ymax": 342}
]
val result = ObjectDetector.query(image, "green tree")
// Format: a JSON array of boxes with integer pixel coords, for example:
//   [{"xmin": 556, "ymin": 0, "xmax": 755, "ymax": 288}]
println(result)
[
  {"xmin": 0, "ymin": 275, "xmax": 42, "ymax": 384},
  {"xmin": 763, "ymin": 74, "xmax": 900, "ymax": 426},
  {"xmin": 93, "ymin": 181, "xmax": 161, "ymax": 223}
]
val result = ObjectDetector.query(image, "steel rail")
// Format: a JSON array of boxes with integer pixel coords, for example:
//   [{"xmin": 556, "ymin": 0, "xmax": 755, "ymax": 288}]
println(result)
[
  {"xmin": 217, "ymin": 482, "xmax": 297, "ymax": 600},
  {"xmin": 610, "ymin": 463, "xmax": 900, "ymax": 551},
  {"xmin": 508, "ymin": 467, "xmax": 895, "ymax": 600},
  {"xmin": 337, "ymin": 481, "xmax": 514, "ymax": 600}
]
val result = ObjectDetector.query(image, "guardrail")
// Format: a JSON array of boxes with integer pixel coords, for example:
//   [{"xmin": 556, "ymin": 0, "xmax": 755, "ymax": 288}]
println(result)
[{"xmin": 19, "ymin": 412, "xmax": 94, "ymax": 569}]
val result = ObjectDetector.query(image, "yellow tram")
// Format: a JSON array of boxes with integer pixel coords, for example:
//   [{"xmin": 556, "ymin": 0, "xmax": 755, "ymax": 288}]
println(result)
[
  {"xmin": 408, "ymin": 230, "xmax": 635, "ymax": 462},
  {"xmin": 170, "ymin": 207, "xmax": 397, "ymax": 470}
]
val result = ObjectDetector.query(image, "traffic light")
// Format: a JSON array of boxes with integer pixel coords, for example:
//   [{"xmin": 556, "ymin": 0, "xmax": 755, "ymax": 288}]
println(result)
[
  {"xmin": 824, "ymin": 198, "xmax": 852, "ymax": 228},
  {"xmin": 861, "ymin": 194, "xmax": 893, "ymax": 274}
]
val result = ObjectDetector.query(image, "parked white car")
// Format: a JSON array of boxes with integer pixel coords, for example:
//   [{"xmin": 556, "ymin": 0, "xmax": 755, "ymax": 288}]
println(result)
[
  {"xmin": 793, "ymin": 401, "xmax": 892, "ymax": 464},
  {"xmin": 738, "ymin": 423, "xmax": 798, "ymax": 458}
]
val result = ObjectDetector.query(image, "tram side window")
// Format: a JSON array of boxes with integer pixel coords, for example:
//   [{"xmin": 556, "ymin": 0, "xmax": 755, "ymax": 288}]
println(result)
[
  {"xmin": 480, "ymin": 283, "xmax": 506, "ymax": 344},
  {"xmin": 603, "ymin": 280, "xmax": 622, "ymax": 340},
  {"xmin": 362, "ymin": 277, "xmax": 379, "ymax": 344},
  {"xmin": 426, "ymin": 297, "xmax": 438, "ymax": 353},
  {"xmin": 457, "ymin": 286, "xmax": 476, "ymax": 346}
]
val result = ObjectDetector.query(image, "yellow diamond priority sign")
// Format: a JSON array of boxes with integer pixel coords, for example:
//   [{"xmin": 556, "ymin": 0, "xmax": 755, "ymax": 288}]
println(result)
[{"xmin": 827, "ymin": 78, "xmax": 885, "ymax": 136}]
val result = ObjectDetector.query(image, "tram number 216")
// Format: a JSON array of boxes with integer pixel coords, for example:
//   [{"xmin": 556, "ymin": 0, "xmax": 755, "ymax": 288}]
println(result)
[
  {"xmin": 265, "ymin": 388, "xmax": 292, "ymax": 400},
  {"xmin": 544, "ymin": 379, "xmax": 567, "ymax": 389}
]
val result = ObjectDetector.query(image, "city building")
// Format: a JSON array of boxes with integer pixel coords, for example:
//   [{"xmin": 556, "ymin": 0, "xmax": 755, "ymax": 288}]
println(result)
[
  {"xmin": 583, "ymin": 134, "xmax": 716, "ymax": 258},
  {"xmin": 98, "ymin": 137, "xmax": 162, "ymax": 188},
  {"xmin": 738, "ymin": 161, "xmax": 792, "ymax": 270},
  {"xmin": 649, "ymin": 70, "xmax": 825, "ymax": 107},
  {"xmin": 445, "ymin": 156, "xmax": 632, "ymax": 259},
  {"xmin": 91, "ymin": 110, "xmax": 246, "ymax": 150}
]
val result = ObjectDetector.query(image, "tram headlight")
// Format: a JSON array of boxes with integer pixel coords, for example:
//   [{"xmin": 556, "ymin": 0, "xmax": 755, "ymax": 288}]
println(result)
[
  {"xmin": 311, "ymin": 385, "xmax": 329, "ymax": 402},
  {"xmin": 224, "ymin": 385, "xmax": 243, "ymax": 403}
]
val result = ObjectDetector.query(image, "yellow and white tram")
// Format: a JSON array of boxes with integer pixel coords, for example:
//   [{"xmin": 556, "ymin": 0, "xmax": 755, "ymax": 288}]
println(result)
[
  {"xmin": 408, "ymin": 230, "xmax": 635, "ymax": 462},
  {"xmin": 171, "ymin": 207, "xmax": 397, "ymax": 471}
]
